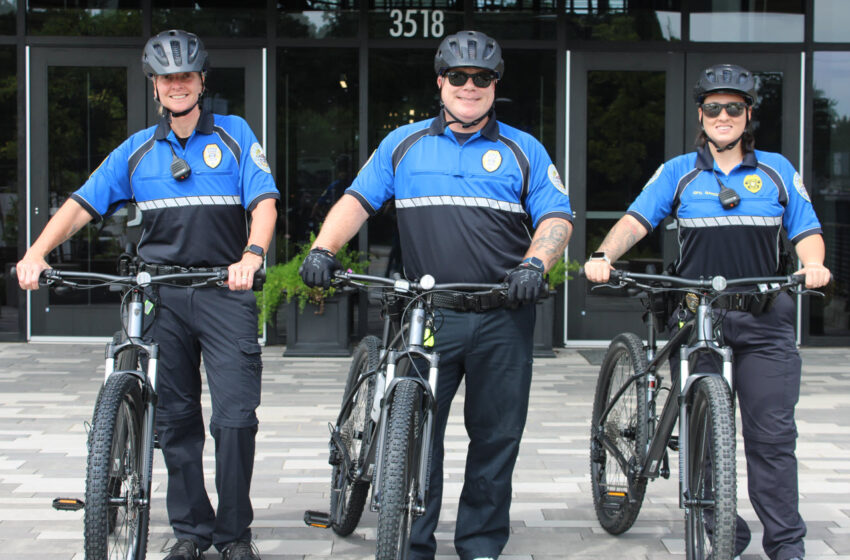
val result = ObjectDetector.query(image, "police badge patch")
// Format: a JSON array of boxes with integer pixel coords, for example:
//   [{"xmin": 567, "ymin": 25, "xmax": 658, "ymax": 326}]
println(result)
[
  {"xmin": 793, "ymin": 172, "xmax": 811, "ymax": 202},
  {"xmin": 743, "ymin": 174, "xmax": 762, "ymax": 193},
  {"xmin": 203, "ymin": 144, "xmax": 222, "ymax": 169},
  {"xmin": 548, "ymin": 164, "xmax": 568, "ymax": 195},
  {"xmin": 250, "ymin": 143, "xmax": 272, "ymax": 174},
  {"xmin": 482, "ymin": 149, "xmax": 502, "ymax": 172}
]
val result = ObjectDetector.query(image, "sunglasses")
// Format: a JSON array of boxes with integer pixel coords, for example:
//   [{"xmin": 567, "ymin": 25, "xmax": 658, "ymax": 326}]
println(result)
[
  {"xmin": 444, "ymin": 70, "xmax": 497, "ymax": 88},
  {"xmin": 701, "ymin": 101, "xmax": 748, "ymax": 118}
]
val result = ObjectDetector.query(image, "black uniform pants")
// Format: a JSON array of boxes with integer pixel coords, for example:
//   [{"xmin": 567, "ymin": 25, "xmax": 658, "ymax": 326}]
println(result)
[
  {"xmin": 149, "ymin": 286, "xmax": 263, "ymax": 551},
  {"xmin": 408, "ymin": 304, "xmax": 535, "ymax": 560},
  {"xmin": 679, "ymin": 293, "xmax": 806, "ymax": 560}
]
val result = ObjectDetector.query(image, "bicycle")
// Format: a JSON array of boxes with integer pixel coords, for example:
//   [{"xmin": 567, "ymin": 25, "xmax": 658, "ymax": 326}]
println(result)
[
  {"xmin": 33, "ymin": 264, "xmax": 264, "ymax": 559},
  {"xmin": 587, "ymin": 270, "xmax": 821, "ymax": 560},
  {"xmin": 304, "ymin": 270, "xmax": 511, "ymax": 560}
]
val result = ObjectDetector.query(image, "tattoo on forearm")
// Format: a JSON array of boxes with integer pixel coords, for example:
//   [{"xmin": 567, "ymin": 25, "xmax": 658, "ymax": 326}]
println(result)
[
  {"xmin": 529, "ymin": 220, "xmax": 572, "ymax": 269},
  {"xmin": 599, "ymin": 219, "xmax": 643, "ymax": 261}
]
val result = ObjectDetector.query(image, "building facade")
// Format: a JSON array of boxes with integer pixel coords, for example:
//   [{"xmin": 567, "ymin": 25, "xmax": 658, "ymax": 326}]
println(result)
[{"xmin": 0, "ymin": 0, "xmax": 847, "ymax": 345}]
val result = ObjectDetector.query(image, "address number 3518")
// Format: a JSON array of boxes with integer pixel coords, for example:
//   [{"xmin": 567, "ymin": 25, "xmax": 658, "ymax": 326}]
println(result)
[{"xmin": 389, "ymin": 9, "xmax": 445, "ymax": 38}]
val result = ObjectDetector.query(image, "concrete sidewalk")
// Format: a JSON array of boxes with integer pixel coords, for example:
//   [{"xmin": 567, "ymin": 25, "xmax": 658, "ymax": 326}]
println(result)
[{"xmin": 0, "ymin": 342, "xmax": 848, "ymax": 559}]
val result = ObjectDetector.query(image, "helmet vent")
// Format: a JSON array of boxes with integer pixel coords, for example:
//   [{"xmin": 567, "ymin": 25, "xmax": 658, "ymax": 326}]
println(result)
[{"xmin": 170, "ymin": 40, "xmax": 182, "ymax": 66}]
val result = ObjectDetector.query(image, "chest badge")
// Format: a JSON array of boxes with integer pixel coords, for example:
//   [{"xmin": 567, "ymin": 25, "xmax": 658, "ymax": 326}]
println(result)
[
  {"xmin": 482, "ymin": 150, "xmax": 502, "ymax": 172},
  {"xmin": 203, "ymin": 144, "xmax": 222, "ymax": 169},
  {"xmin": 743, "ymin": 174, "xmax": 762, "ymax": 193}
]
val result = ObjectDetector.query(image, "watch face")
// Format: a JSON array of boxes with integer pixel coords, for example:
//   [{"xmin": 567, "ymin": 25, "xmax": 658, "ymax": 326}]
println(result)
[{"xmin": 591, "ymin": 252, "xmax": 606, "ymax": 259}]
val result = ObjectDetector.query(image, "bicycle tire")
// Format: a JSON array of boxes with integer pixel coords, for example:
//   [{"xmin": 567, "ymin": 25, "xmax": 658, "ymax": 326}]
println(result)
[
  {"xmin": 590, "ymin": 332, "xmax": 650, "ymax": 535},
  {"xmin": 330, "ymin": 335, "xmax": 380, "ymax": 536},
  {"xmin": 84, "ymin": 369, "xmax": 149, "ymax": 560},
  {"xmin": 685, "ymin": 375, "xmax": 736, "ymax": 560},
  {"xmin": 376, "ymin": 379, "xmax": 423, "ymax": 560}
]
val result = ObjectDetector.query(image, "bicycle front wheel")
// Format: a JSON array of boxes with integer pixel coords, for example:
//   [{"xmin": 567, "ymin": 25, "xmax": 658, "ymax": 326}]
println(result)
[
  {"xmin": 376, "ymin": 379, "xmax": 424, "ymax": 560},
  {"xmin": 685, "ymin": 375, "xmax": 736, "ymax": 560},
  {"xmin": 84, "ymin": 371, "xmax": 149, "ymax": 560},
  {"xmin": 330, "ymin": 335, "xmax": 380, "ymax": 536},
  {"xmin": 590, "ymin": 332, "xmax": 650, "ymax": 534}
]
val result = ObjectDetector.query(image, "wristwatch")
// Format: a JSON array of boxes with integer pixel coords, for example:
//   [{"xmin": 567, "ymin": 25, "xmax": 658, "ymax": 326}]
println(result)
[
  {"xmin": 243, "ymin": 244, "xmax": 265, "ymax": 258},
  {"xmin": 521, "ymin": 256, "xmax": 545, "ymax": 271},
  {"xmin": 589, "ymin": 251, "xmax": 611, "ymax": 265}
]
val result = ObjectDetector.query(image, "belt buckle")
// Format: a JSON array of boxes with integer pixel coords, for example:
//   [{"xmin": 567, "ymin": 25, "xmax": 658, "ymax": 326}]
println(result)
[
  {"xmin": 463, "ymin": 293, "xmax": 481, "ymax": 313},
  {"xmin": 685, "ymin": 292, "xmax": 699, "ymax": 313}
]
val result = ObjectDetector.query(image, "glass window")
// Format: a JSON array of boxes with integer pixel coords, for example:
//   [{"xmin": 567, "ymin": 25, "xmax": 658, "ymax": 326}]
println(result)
[
  {"xmin": 814, "ymin": 0, "xmax": 850, "ymax": 43},
  {"xmin": 473, "ymin": 0, "xmax": 557, "ymax": 41},
  {"xmin": 27, "ymin": 0, "xmax": 141, "ymax": 36},
  {"xmin": 0, "ymin": 1, "xmax": 15, "ymax": 35},
  {"xmin": 0, "ymin": 47, "xmax": 16, "ymax": 339},
  {"xmin": 494, "ymin": 49, "xmax": 556, "ymax": 156},
  {"xmin": 811, "ymin": 52, "xmax": 850, "ymax": 338},
  {"xmin": 278, "ymin": 0, "xmax": 359, "ymax": 38},
  {"xmin": 276, "ymin": 48, "xmax": 359, "ymax": 263},
  {"xmin": 369, "ymin": 0, "xmax": 463, "ymax": 41},
  {"xmin": 564, "ymin": 0, "xmax": 681, "ymax": 41},
  {"xmin": 689, "ymin": 0, "xmax": 804, "ymax": 42},
  {"xmin": 152, "ymin": 0, "xmax": 266, "ymax": 37}
]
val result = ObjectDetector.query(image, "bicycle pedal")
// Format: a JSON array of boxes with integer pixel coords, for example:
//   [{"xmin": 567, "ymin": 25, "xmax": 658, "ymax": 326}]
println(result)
[
  {"xmin": 601, "ymin": 491, "xmax": 627, "ymax": 510},
  {"xmin": 53, "ymin": 497, "xmax": 85, "ymax": 511},
  {"xmin": 303, "ymin": 510, "xmax": 332, "ymax": 529},
  {"xmin": 667, "ymin": 435, "xmax": 679, "ymax": 451}
]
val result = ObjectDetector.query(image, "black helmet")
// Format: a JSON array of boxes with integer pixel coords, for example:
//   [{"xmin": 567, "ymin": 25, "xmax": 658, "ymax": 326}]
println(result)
[
  {"xmin": 142, "ymin": 29, "xmax": 208, "ymax": 78},
  {"xmin": 434, "ymin": 30, "xmax": 504, "ymax": 78},
  {"xmin": 693, "ymin": 63, "xmax": 757, "ymax": 105}
]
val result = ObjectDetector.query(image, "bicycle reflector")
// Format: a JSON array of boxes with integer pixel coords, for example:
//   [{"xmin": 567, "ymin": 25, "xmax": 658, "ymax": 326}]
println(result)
[
  {"xmin": 304, "ymin": 510, "xmax": 332, "ymax": 529},
  {"xmin": 52, "ymin": 497, "xmax": 85, "ymax": 511}
]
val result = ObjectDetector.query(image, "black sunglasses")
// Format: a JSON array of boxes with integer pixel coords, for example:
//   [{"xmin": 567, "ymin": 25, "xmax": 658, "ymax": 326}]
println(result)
[
  {"xmin": 444, "ymin": 70, "xmax": 497, "ymax": 88},
  {"xmin": 701, "ymin": 101, "xmax": 748, "ymax": 118}
]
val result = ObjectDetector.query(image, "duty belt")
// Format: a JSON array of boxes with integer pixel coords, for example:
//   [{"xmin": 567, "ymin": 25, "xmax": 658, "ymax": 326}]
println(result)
[
  {"xmin": 683, "ymin": 292, "xmax": 775, "ymax": 315},
  {"xmin": 431, "ymin": 291, "xmax": 506, "ymax": 313}
]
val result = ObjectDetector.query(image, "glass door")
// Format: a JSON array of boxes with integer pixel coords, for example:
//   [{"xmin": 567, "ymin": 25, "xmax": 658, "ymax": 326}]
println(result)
[
  {"xmin": 567, "ymin": 52, "xmax": 684, "ymax": 342},
  {"xmin": 28, "ymin": 48, "xmax": 263, "ymax": 338}
]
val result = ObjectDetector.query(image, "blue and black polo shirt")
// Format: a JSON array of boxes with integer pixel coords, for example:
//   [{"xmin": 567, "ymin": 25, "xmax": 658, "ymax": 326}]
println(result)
[
  {"xmin": 627, "ymin": 144, "xmax": 822, "ymax": 279},
  {"xmin": 346, "ymin": 113, "xmax": 573, "ymax": 283},
  {"xmin": 72, "ymin": 109, "xmax": 279, "ymax": 267}
]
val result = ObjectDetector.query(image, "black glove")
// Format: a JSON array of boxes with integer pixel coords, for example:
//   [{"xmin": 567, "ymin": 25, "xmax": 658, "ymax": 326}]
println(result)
[
  {"xmin": 505, "ymin": 257, "xmax": 545, "ymax": 305},
  {"xmin": 299, "ymin": 247, "xmax": 341, "ymax": 289}
]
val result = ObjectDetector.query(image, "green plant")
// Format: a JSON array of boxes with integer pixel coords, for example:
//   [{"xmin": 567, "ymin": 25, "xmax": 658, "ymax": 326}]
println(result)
[
  {"xmin": 546, "ymin": 256, "xmax": 581, "ymax": 290},
  {"xmin": 255, "ymin": 234, "xmax": 367, "ymax": 331}
]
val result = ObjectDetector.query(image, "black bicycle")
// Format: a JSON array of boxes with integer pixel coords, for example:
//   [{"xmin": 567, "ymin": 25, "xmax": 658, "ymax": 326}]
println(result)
[
  {"xmin": 588, "ymin": 270, "xmax": 821, "ymax": 560},
  {"xmin": 305, "ymin": 271, "xmax": 510, "ymax": 560},
  {"xmin": 38, "ymin": 265, "xmax": 263, "ymax": 560}
]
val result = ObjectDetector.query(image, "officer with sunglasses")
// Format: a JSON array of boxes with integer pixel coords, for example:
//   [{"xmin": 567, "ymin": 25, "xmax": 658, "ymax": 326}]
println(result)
[
  {"xmin": 16, "ymin": 30, "xmax": 277, "ymax": 560},
  {"xmin": 300, "ymin": 30, "xmax": 573, "ymax": 560},
  {"xmin": 584, "ymin": 64, "xmax": 831, "ymax": 560}
]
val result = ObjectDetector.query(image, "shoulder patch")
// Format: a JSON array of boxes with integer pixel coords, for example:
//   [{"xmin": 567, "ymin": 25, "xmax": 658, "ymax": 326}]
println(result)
[
  {"xmin": 203, "ymin": 144, "xmax": 222, "ymax": 169},
  {"xmin": 643, "ymin": 164, "xmax": 664, "ymax": 190},
  {"xmin": 547, "ymin": 164, "xmax": 568, "ymax": 195},
  {"xmin": 250, "ymin": 143, "xmax": 271, "ymax": 174},
  {"xmin": 793, "ymin": 172, "xmax": 811, "ymax": 202}
]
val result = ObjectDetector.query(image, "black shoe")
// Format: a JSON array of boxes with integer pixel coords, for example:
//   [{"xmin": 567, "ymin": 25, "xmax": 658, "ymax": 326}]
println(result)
[
  {"xmin": 221, "ymin": 540, "xmax": 261, "ymax": 560},
  {"xmin": 164, "ymin": 538, "xmax": 204, "ymax": 560}
]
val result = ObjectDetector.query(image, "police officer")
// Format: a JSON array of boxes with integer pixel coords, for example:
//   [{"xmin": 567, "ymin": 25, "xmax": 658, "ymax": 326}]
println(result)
[
  {"xmin": 16, "ymin": 29, "xmax": 277, "ymax": 560},
  {"xmin": 300, "ymin": 30, "xmax": 573, "ymax": 560},
  {"xmin": 584, "ymin": 64, "xmax": 831, "ymax": 560}
]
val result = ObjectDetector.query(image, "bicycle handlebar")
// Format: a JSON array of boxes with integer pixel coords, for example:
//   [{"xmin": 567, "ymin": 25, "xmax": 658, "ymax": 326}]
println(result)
[
  {"xmin": 332, "ymin": 270, "xmax": 507, "ymax": 294},
  {"xmin": 19, "ymin": 267, "xmax": 266, "ymax": 291},
  {"xmin": 603, "ymin": 269, "xmax": 806, "ymax": 292}
]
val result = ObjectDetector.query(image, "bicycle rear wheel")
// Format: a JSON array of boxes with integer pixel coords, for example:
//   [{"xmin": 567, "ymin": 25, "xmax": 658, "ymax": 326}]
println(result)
[
  {"xmin": 590, "ymin": 332, "xmax": 650, "ymax": 534},
  {"xmin": 84, "ymin": 369, "xmax": 149, "ymax": 559},
  {"xmin": 376, "ymin": 379, "xmax": 424, "ymax": 560},
  {"xmin": 330, "ymin": 335, "xmax": 380, "ymax": 536},
  {"xmin": 685, "ymin": 375, "xmax": 736, "ymax": 560}
]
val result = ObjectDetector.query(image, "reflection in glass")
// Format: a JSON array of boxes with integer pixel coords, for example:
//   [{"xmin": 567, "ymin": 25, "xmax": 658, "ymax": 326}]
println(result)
[
  {"xmin": 473, "ymin": 0, "xmax": 557, "ymax": 41},
  {"xmin": 152, "ymin": 0, "xmax": 265, "ymax": 37},
  {"xmin": 0, "ymin": 0, "xmax": 15, "ymax": 35},
  {"xmin": 689, "ymin": 0, "xmax": 804, "ymax": 43},
  {"xmin": 276, "ymin": 48, "xmax": 359, "ymax": 263},
  {"xmin": 45, "ymin": 67, "xmax": 128, "ymax": 315},
  {"xmin": 750, "ymin": 72, "xmax": 782, "ymax": 154},
  {"xmin": 586, "ymin": 70, "xmax": 664, "ymax": 265},
  {"xmin": 279, "ymin": 0, "xmax": 359, "ymax": 38},
  {"xmin": 203, "ymin": 68, "xmax": 246, "ymax": 119},
  {"xmin": 812, "ymin": 52, "xmax": 850, "ymax": 338},
  {"xmin": 27, "ymin": 0, "xmax": 140, "ymax": 36},
  {"xmin": 564, "ymin": 0, "xmax": 681, "ymax": 41},
  {"xmin": 495, "ymin": 49, "xmax": 556, "ymax": 156},
  {"xmin": 0, "ymin": 47, "xmax": 16, "ymax": 338},
  {"xmin": 369, "ymin": 0, "xmax": 463, "ymax": 40},
  {"xmin": 814, "ymin": 0, "xmax": 850, "ymax": 42}
]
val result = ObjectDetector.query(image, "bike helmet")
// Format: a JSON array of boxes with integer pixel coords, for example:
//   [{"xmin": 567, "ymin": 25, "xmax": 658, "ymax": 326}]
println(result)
[
  {"xmin": 434, "ymin": 30, "xmax": 504, "ymax": 78},
  {"xmin": 693, "ymin": 63, "xmax": 757, "ymax": 105},
  {"xmin": 142, "ymin": 29, "xmax": 208, "ymax": 78}
]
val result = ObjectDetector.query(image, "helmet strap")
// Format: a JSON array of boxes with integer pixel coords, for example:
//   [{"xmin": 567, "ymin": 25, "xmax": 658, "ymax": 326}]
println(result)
[
  {"xmin": 701, "ymin": 111, "xmax": 749, "ymax": 153},
  {"xmin": 441, "ymin": 102, "xmax": 494, "ymax": 130},
  {"xmin": 154, "ymin": 75, "xmax": 205, "ymax": 119}
]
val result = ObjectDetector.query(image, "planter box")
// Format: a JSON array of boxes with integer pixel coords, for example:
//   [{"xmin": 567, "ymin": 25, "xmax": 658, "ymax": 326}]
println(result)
[{"xmin": 283, "ymin": 292, "xmax": 353, "ymax": 357}]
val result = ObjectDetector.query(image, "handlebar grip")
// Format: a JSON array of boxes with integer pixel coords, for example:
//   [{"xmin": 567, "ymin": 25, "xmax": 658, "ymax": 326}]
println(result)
[{"xmin": 252, "ymin": 268, "xmax": 266, "ymax": 291}]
